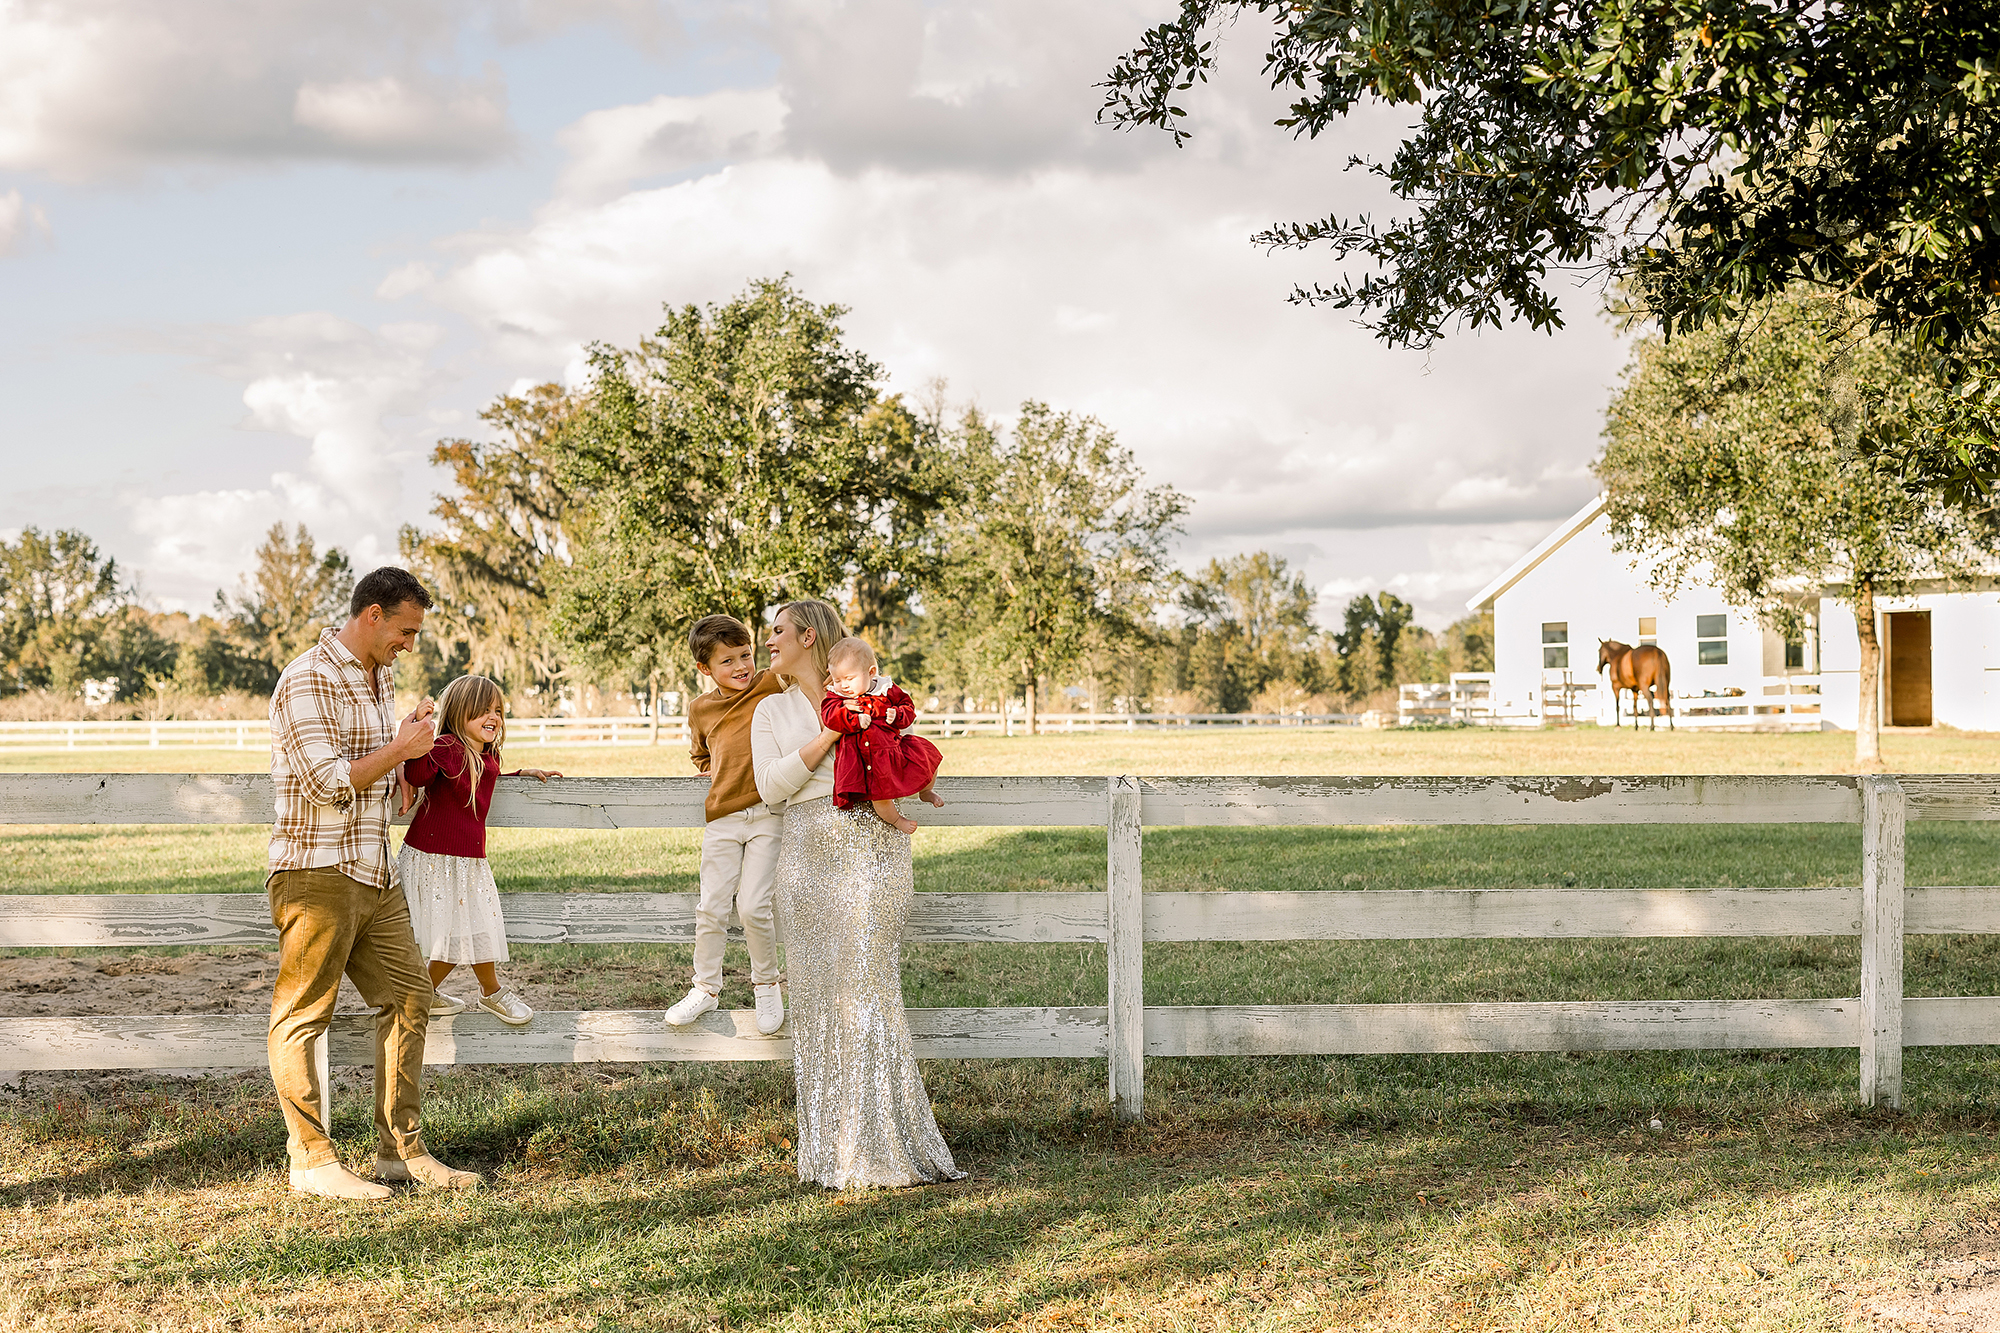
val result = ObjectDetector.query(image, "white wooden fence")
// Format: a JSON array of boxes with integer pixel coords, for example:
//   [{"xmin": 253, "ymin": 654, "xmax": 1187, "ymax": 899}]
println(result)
[
  {"xmin": 4, "ymin": 772, "xmax": 1999, "ymax": 1120},
  {"xmin": 0, "ymin": 712, "xmax": 1366, "ymax": 752}
]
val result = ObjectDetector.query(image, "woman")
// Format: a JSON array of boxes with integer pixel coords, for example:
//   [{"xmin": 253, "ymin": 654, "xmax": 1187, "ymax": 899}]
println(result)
[{"xmin": 750, "ymin": 599, "xmax": 963, "ymax": 1189}]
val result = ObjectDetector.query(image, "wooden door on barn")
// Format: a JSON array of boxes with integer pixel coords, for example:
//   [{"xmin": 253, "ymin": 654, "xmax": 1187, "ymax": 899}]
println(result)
[{"xmin": 1886, "ymin": 610, "xmax": 1933, "ymax": 727}]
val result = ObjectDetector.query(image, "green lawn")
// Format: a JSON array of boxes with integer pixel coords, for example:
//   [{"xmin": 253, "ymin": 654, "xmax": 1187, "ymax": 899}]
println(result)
[{"xmin": 6, "ymin": 730, "xmax": 2000, "ymax": 1329}]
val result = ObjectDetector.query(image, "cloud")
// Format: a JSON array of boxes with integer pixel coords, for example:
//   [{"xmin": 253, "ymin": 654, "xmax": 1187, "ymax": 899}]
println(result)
[
  {"xmin": 769, "ymin": 0, "xmax": 1159, "ymax": 176},
  {"xmin": 126, "ymin": 314, "xmax": 447, "ymax": 602},
  {"xmin": 0, "ymin": 0, "xmax": 527, "ymax": 174},
  {"xmin": 553, "ymin": 87, "xmax": 787, "ymax": 203},
  {"xmin": 291, "ymin": 75, "xmax": 509, "ymax": 161},
  {"xmin": 0, "ymin": 188, "xmax": 50, "ymax": 254}
]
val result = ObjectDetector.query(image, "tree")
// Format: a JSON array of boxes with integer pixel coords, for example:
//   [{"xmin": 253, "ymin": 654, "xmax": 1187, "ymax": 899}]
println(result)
[
  {"xmin": 1442, "ymin": 610, "xmax": 1495, "ymax": 674},
  {"xmin": 1333, "ymin": 592, "xmax": 1415, "ymax": 698},
  {"xmin": 223, "ymin": 523, "xmax": 352, "ymax": 686},
  {"xmin": 402, "ymin": 383, "xmax": 578, "ymax": 703},
  {"xmin": 1101, "ymin": 1, "xmax": 2000, "ymax": 484},
  {"xmin": 555, "ymin": 277, "xmax": 949, "ymax": 687},
  {"xmin": 1597, "ymin": 288, "xmax": 1996, "ymax": 767},
  {"xmin": 931, "ymin": 403, "xmax": 1188, "ymax": 732},
  {"xmin": 1179, "ymin": 551, "xmax": 1319, "ymax": 709},
  {"xmin": 0, "ymin": 528, "xmax": 128, "ymax": 696}
]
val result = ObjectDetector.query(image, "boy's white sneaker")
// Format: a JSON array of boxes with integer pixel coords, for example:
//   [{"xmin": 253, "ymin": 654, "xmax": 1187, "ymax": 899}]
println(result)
[
  {"xmin": 753, "ymin": 983, "xmax": 785, "ymax": 1035},
  {"xmin": 665, "ymin": 986, "xmax": 718, "ymax": 1026},
  {"xmin": 429, "ymin": 990, "xmax": 467, "ymax": 1016},
  {"xmin": 477, "ymin": 989, "xmax": 533, "ymax": 1026}
]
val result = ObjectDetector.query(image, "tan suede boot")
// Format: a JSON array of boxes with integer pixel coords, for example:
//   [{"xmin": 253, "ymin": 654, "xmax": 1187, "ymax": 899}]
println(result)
[
  {"xmin": 376, "ymin": 1154, "xmax": 482, "ymax": 1190},
  {"xmin": 289, "ymin": 1162, "xmax": 394, "ymax": 1201}
]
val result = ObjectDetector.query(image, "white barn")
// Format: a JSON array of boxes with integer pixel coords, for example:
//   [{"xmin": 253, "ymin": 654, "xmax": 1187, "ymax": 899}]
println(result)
[{"xmin": 1464, "ymin": 495, "xmax": 2000, "ymax": 730}]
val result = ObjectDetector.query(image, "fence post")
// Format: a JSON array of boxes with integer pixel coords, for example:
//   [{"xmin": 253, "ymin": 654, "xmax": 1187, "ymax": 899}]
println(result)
[
  {"xmin": 1107, "ymin": 775, "xmax": 1144, "ymax": 1123},
  {"xmin": 1860, "ymin": 774, "xmax": 1907, "ymax": 1109}
]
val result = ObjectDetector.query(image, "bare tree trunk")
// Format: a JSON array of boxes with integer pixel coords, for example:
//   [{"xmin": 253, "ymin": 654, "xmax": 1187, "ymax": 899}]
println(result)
[
  {"xmin": 648, "ymin": 669, "xmax": 661, "ymax": 746},
  {"xmin": 1855, "ymin": 578, "xmax": 1883, "ymax": 770},
  {"xmin": 1025, "ymin": 680, "xmax": 1039, "ymax": 736}
]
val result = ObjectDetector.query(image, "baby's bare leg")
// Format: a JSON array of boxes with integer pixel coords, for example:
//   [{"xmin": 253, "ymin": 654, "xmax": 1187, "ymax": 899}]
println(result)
[
  {"xmin": 917, "ymin": 782, "xmax": 943, "ymax": 808},
  {"xmin": 870, "ymin": 798, "xmax": 918, "ymax": 835}
]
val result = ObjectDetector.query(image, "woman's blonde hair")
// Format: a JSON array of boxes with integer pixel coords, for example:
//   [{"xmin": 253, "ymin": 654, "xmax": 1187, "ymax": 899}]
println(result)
[
  {"xmin": 773, "ymin": 600, "xmax": 847, "ymax": 687},
  {"xmin": 436, "ymin": 674, "xmax": 507, "ymax": 806}
]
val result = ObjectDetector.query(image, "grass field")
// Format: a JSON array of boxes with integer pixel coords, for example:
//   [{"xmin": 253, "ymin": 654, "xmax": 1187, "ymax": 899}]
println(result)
[
  {"xmin": 6, "ymin": 719, "xmax": 2000, "ymax": 777},
  {"xmin": 6, "ymin": 730, "xmax": 2000, "ymax": 1330}
]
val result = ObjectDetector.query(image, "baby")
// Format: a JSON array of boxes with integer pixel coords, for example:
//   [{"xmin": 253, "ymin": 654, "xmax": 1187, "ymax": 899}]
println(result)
[{"xmin": 820, "ymin": 637, "xmax": 944, "ymax": 834}]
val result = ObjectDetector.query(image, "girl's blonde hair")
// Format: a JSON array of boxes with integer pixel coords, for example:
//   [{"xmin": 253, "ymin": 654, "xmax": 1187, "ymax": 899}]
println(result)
[
  {"xmin": 773, "ymin": 600, "xmax": 847, "ymax": 687},
  {"xmin": 436, "ymin": 674, "xmax": 507, "ymax": 806}
]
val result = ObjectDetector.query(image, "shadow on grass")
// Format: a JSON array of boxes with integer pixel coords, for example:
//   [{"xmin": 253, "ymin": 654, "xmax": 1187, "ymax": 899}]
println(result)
[{"xmin": 10, "ymin": 1050, "xmax": 2000, "ymax": 1328}]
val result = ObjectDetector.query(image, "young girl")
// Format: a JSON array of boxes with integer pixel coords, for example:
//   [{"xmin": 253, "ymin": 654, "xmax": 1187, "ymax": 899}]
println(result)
[
  {"xmin": 820, "ymin": 637, "xmax": 944, "ymax": 834},
  {"xmin": 397, "ymin": 674, "xmax": 560, "ymax": 1025}
]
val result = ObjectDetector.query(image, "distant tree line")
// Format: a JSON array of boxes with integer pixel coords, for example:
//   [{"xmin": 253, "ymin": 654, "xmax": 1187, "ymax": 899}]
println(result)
[{"xmin": 1, "ymin": 278, "xmax": 1492, "ymax": 721}]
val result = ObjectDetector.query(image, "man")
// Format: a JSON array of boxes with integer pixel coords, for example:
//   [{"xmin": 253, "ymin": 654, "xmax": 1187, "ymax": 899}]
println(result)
[{"xmin": 266, "ymin": 566, "xmax": 480, "ymax": 1200}]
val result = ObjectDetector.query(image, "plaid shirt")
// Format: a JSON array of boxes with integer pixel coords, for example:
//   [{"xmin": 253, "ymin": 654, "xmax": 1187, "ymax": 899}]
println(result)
[{"xmin": 267, "ymin": 626, "xmax": 398, "ymax": 889}]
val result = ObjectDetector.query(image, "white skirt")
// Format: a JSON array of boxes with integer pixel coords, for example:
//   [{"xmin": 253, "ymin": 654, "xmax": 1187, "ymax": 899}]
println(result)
[{"xmin": 398, "ymin": 846, "xmax": 510, "ymax": 965}]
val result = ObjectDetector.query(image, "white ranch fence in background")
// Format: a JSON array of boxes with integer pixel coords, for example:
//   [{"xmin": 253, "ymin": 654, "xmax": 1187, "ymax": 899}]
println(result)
[
  {"xmin": 2, "ymin": 772, "xmax": 1996, "ymax": 1120},
  {"xmin": 0, "ymin": 713, "xmax": 1367, "ymax": 753}
]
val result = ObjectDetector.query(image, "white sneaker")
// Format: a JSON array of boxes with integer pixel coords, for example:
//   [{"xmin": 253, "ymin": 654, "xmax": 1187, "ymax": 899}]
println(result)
[
  {"xmin": 665, "ymin": 986, "xmax": 718, "ymax": 1026},
  {"xmin": 477, "ymin": 989, "xmax": 533, "ymax": 1026},
  {"xmin": 429, "ymin": 990, "xmax": 467, "ymax": 1016},
  {"xmin": 754, "ymin": 983, "xmax": 785, "ymax": 1035}
]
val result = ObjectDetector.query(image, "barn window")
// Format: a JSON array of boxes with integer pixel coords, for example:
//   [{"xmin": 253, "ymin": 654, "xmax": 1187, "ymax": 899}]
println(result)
[
  {"xmin": 1638, "ymin": 616, "xmax": 1657, "ymax": 646},
  {"xmin": 1541, "ymin": 622, "xmax": 1569, "ymax": 669},
  {"xmin": 1696, "ymin": 614, "xmax": 1729, "ymax": 665}
]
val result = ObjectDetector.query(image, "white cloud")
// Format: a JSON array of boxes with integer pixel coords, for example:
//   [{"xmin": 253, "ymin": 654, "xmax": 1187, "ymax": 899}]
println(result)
[
  {"xmin": 292, "ymin": 74, "xmax": 508, "ymax": 161},
  {"xmin": 0, "ymin": 188, "xmax": 50, "ymax": 254},
  {"xmin": 127, "ymin": 314, "xmax": 446, "ymax": 601},
  {"xmin": 0, "ymin": 0, "xmax": 532, "ymax": 173},
  {"xmin": 554, "ymin": 87, "xmax": 786, "ymax": 204}
]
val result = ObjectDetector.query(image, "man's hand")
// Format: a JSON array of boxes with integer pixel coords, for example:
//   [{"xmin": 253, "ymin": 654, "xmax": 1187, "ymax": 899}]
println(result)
[
  {"xmin": 397, "ymin": 775, "xmax": 419, "ymax": 815},
  {"xmin": 394, "ymin": 700, "xmax": 436, "ymax": 759}
]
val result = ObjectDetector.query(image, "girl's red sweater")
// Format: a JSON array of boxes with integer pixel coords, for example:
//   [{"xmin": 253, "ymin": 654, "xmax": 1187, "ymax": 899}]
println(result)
[{"xmin": 402, "ymin": 734, "xmax": 516, "ymax": 859}]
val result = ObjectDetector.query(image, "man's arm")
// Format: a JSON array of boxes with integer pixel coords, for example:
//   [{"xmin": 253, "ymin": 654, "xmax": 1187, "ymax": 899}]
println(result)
[{"xmin": 350, "ymin": 703, "xmax": 436, "ymax": 794}]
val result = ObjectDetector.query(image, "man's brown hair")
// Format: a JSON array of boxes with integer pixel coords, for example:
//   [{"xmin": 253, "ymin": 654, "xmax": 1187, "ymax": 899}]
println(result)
[{"xmin": 689, "ymin": 614, "xmax": 754, "ymax": 667}]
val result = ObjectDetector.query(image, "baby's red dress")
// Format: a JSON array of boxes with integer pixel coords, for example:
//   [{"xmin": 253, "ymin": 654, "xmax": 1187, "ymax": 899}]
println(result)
[{"xmin": 821, "ymin": 684, "xmax": 943, "ymax": 809}]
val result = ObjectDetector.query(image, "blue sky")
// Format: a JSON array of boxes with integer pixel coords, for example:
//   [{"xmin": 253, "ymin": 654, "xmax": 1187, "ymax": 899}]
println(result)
[{"xmin": 0, "ymin": 0, "xmax": 1628, "ymax": 627}]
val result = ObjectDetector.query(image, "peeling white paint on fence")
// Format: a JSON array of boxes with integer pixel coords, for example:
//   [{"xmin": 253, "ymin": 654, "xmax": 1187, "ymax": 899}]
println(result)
[{"xmin": 2, "ymin": 771, "xmax": 1995, "ymax": 1116}]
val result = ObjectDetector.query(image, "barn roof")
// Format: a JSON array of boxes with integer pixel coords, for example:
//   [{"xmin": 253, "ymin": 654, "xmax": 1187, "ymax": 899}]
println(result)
[{"xmin": 1465, "ymin": 494, "xmax": 1608, "ymax": 613}]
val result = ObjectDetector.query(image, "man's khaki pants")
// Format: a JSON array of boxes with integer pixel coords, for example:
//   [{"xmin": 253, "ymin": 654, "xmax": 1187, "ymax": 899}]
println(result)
[{"xmin": 267, "ymin": 867, "xmax": 432, "ymax": 1170}]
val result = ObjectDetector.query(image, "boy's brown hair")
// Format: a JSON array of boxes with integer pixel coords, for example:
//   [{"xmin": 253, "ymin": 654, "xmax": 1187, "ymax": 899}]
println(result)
[{"xmin": 689, "ymin": 614, "xmax": 754, "ymax": 668}]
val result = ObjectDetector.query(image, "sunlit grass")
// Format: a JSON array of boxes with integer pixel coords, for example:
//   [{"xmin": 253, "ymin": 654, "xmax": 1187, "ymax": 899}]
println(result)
[{"xmin": 8, "ymin": 732, "xmax": 2000, "ymax": 1327}]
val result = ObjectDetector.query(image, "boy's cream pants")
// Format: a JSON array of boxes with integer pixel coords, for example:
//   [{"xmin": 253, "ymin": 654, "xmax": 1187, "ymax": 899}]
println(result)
[{"xmin": 693, "ymin": 803, "xmax": 783, "ymax": 993}]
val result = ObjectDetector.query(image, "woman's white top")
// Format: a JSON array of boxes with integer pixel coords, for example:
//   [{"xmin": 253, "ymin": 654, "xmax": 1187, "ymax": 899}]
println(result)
[{"xmin": 751, "ymin": 683, "xmax": 834, "ymax": 809}]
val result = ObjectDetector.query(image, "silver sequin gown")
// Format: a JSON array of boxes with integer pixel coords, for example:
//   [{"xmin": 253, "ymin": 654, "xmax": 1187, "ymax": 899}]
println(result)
[{"xmin": 775, "ymin": 796, "xmax": 963, "ymax": 1189}]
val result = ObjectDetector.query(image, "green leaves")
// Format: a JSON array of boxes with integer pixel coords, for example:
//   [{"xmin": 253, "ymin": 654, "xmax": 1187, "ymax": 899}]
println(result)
[
  {"xmin": 549, "ymin": 277, "xmax": 949, "ymax": 684},
  {"xmin": 1101, "ymin": 0, "xmax": 2000, "ymax": 485}
]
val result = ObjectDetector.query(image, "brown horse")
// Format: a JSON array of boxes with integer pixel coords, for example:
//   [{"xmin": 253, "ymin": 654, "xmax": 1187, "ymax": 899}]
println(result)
[{"xmin": 1597, "ymin": 640, "xmax": 1675, "ymax": 730}]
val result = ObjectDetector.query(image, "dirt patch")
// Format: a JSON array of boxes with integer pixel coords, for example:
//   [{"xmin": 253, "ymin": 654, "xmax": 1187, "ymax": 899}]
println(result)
[
  {"xmin": 0, "ymin": 946, "xmax": 711, "ymax": 1021},
  {"xmin": 1867, "ymin": 1254, "xmax": 2000, "ymax": 1331},
  {"xmin": 0, "ymin": 947, "xmax": 714, "ymax": 1101}
]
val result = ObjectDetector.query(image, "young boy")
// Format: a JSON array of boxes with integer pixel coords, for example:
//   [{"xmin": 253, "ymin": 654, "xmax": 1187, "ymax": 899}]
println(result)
[{"xmin": 667, "ymin": 615, "xmax": 787, "ymax": 1034}]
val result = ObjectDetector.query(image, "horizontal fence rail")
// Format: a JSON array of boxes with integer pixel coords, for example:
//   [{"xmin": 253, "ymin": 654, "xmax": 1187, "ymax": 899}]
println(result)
[
  {"xmin": 0, "ymin": 711, "xmax": 1369, "ymax": 752},
  {"xmin": 4, "ymin": 772, "xmax": 1998, "ymax": 1117}
]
